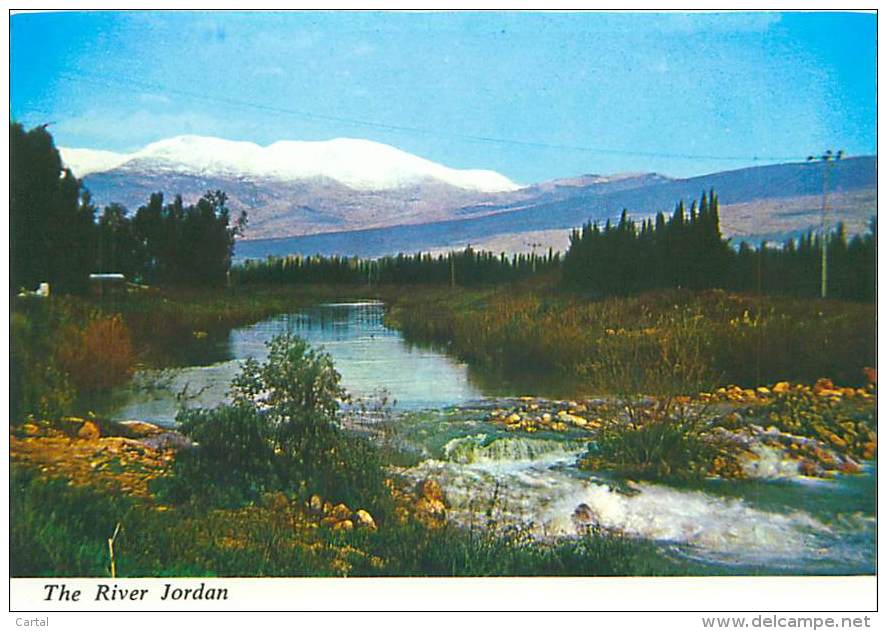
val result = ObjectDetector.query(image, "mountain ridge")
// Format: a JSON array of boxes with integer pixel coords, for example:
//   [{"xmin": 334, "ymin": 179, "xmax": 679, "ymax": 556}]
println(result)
[
  {"xmin": 59, "ymin": 134, "xmax": 876, "ymax": 257},
  {"xmin": 60, "ymin": 135, "xmax": 521, "ymax": 193}
]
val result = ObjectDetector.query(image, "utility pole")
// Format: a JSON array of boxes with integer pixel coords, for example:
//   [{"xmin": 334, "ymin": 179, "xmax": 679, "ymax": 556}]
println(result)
[
  {"xmin": 526, "ymin": 241, "xmax": 542, "ymax": 273},
  {"xmin": 807, "ymin": 149, "xmax": 843, "ymax": 299}
]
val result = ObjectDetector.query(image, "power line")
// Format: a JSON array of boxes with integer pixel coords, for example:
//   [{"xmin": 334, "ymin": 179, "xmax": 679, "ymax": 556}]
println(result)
[{"xmin": 50, "ymin": 66, "xmax": 809, "ymax": 163}]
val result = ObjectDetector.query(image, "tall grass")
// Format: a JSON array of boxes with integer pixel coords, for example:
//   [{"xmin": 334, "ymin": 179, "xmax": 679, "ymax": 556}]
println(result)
[
  {"xmin": 386, "ymin": 286, "xmax": 875, "ymax": 394},
  {"xmin": 56, "ymin": 313, "xmax": 134, "ymax": 392},
  {"xmin": 11, "ymin": 466, "xmax": 682, "ymax": 577},
  {"xmin": 10, "ymin": 300, "xmax": 74, "ymax": 422}
]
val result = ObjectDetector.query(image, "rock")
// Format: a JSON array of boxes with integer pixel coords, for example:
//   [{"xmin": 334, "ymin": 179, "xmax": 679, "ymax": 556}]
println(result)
[
  {"xmin": 332, "ymin": 519, "xmax": 354, "ymax": 531},
  {"xmin": 320, "ymin": 516, "xmax": 341, "ymax": 528},
  {"xmin": 772, "ymin": 381, "xmax": 791, "ymax": 394},
  {"xmin": 354, "ymin": 509, "xmax": 377, "ymax": 530},
  {"xmin": 838, "ymin": 460, "xmax": 861, "ymax": 475},
  {"xmin": 322, "ymin": 501, "xmax": 333, "ymax": 515},
  {"xmin": 573, "ymin": 503, "xmax": 596, "ymax": 524},
  {"xmin": 78, "ymin": 421, "xmax": 101, "ymax": 440},
  {"xmin": 418, "ymin": 479, "xmax": 444, "ymax": 503},
  {"xmin": 330, "ymin": 503, "xmax": 351, "ymax": 521},
  {"xmin": 118, "ymin": 420, "xmax": 163, "ymax": 437},
  {"xmin": 799, "ymin": 459, "xmax": 820, "ymax": 477},
  {"xmin": 814, "ymin": 378, "xmax": 835, "ymax": 394},
  {"xmin": 308, "ymin": 494, "xmax": 324, "ymax": 515}
]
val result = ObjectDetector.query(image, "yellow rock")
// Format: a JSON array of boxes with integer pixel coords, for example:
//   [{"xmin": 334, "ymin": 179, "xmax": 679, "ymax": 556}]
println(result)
[
  {"xmin": 308, "ymin": 494, "xmax": 324, "ymax": 515},
  {"xmin": 333, "ymin": 519, "xmax": 354, "ymax": 531},
  {"xmin": 78, "ymin": 421, "xmax": 101, "ymax": 440},
  {"xmin": 354, "ymin": 509, "xmax": 376, "ymax": 530},
  {"xmin": 756, "ymin": 387, "xmax": 771, "ymax": 395},
  {"xmin": 772, "ymin": 382, "xmax": 791, "ymax": 394}
]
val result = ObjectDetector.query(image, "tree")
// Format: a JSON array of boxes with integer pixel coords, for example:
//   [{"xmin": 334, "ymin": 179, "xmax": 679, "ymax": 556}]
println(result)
[
  {"xmin": 10, "ymin": 122, "xmax": 96, "ymax": 293},
  {"xmin": 163, "ymin": 334, "xmax": 386, "ymax": 509}
]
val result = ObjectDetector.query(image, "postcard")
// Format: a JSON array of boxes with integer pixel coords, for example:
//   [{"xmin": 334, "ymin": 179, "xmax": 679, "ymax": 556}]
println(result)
[{"xmin": 6, "ymin": 7, "xmax": 879, "ymax": 620}]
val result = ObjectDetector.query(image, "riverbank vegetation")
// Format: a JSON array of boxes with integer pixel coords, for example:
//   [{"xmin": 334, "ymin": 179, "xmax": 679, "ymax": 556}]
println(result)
[
  {"xmin": 386, "ymin": 285, "xmax": 875, "ymax": 394},
  {"xmin": 11, "ymin": 334, "xmax": 679, "ymax": 578}
]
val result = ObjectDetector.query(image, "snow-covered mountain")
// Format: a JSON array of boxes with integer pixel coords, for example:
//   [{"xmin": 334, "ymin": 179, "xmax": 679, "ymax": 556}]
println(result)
[
  {"xmin": 60, "ymin": 135, "xmax": 520, "ymax": 193},
  {"xmin": 57, "ymin": 135, "xmax": 876, "ymax": 253}
]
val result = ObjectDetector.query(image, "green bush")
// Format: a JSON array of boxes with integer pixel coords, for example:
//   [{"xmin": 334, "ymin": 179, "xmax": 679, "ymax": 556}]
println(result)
[
  {"xmin": 10, "ymin": 299, "xmax": 74, "ymax": 423},
  {"xmin": 582, "ymin": 399, "xmax": 730, "ymax": 480},
  {"xmin": 158, "ymin": 334, "xmax": 388, "ymax": 511}
]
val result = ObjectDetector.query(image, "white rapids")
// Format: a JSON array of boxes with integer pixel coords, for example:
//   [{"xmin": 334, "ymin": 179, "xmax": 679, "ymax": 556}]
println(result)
[{"xmin": 399, "ymin": 434, "xmax": 844, "ymax": 568}]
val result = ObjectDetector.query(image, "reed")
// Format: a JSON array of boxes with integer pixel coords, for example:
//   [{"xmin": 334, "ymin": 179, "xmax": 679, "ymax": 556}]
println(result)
[{"xmin": 386, "ymin": 286, "xmax": 875, "ymax": 394}]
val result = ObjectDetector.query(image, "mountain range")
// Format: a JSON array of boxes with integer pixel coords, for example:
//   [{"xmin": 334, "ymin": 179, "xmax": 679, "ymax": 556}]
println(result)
[{"xmin": 60, "ymin": 136, "xmax": 877, "ymax": 260}]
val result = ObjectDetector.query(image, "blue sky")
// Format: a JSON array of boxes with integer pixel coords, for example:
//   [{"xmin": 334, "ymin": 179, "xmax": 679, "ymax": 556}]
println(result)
[{"xmin": 10, "ymin": 11, "xmax": 876, "ymax": 184}]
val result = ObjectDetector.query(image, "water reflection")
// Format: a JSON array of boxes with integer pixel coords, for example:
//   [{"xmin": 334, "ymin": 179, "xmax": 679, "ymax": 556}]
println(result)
[{"xmin": 84, "ymin": 302, "xmax": 504, "ymax": 425}]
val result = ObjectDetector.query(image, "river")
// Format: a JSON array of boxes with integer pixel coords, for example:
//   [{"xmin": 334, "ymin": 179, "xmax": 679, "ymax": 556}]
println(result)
[{"xmin": 84, "ymin": 301, "xmax": 876, "ymax": 575}]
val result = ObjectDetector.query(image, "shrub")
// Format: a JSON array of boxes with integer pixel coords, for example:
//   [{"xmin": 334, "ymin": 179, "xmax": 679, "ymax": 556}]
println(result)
[
  {"xmin": 582, "ymin": 399, "xmax": 731, "ymax": 480},
  {"xmin": 10, "ymin": 299, "xmax": 74, "ymax": 422},
  {"xmin": 159, "ymin": 334, "xmax": 388, "ymax": 511},
  {"xmin": 56, "ymin": 312, "xmax": 134, "ymax": 392}
]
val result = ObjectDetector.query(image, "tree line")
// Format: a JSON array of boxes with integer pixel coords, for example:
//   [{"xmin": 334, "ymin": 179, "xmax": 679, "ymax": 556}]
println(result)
[
  {"xmin": 11, "ymin": 121, "xmax": 874, "ymax": 301},
  {"xmin": 562, "ymin": 190, "xmax": 875, "ymax": 302},
  {"xmin": 10, "ymin": 122, "xmax": 246, "ymax": 293},
  {"xmin": 232, "ymin": 247, "xmax": 560, "ymax": 287}
]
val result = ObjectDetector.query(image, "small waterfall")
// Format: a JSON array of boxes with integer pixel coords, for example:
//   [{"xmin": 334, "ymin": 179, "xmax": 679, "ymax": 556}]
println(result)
[{"xmin": 441, "ymin": 433, "xmax": 584, "ymax": 464}]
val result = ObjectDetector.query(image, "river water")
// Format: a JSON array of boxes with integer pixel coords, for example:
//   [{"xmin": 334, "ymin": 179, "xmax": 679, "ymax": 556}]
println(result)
[{"xmin": 86, "ymin": 301, "xmax": 876, "ymax": 575}]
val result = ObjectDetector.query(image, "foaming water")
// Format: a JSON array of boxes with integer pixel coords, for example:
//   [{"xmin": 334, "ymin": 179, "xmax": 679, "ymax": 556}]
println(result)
[
  {"xmin": 400, "ymin": 433, "xmax": 875, "ymax": 573},
  {"xmin": 442, "ymin": 434, "xmax": 583, "ymax": 465}
]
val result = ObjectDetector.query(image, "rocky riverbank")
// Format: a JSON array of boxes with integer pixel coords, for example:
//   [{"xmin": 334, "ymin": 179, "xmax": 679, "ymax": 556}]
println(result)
[{"xmin": 477, "ymin": 379, "xmax": 876, "ymax": 480}]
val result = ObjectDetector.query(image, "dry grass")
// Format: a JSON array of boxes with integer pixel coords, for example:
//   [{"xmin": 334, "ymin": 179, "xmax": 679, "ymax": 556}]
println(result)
[{"xmin": 56, "ymin": 313, "xmax": 134, "ymax": 392}]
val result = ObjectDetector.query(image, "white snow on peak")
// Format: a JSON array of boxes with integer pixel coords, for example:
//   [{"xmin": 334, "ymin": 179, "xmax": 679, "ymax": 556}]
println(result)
[{"xmin": 58, "ymin": 135, "xmax": 521, "ymax": 193}]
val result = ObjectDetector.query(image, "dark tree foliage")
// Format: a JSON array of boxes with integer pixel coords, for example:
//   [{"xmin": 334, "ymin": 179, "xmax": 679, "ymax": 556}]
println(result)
[
  {"xmin": 563, "ymin": 190, "xmax": 731, "ymax": 295},
  {"xmin": 11, "ymin": 122, "xmax": 246, "ymax": 291},
  {"xmin": 728, "ymin": 219, "xmax": 876, "ymax": 302},
  {"xmin": 10, "ymin": 122, "xmax": 97, "ymax": 293},
  {"xmin": 76, "ymin": 189, "xmax": 246, "ymax": 287},
  {"xmin": 232, "ymin": 245, "xmax": 560, "ymax": 287},
  {"xmin": 125, "ymin": 190, "xmax": 247, "ymax": 286},
  {"xmin": 133, "ymin": 190, "xmax": 247, "ymax": 285},
  {"xmin": 562, "ymin": 190, "xmax": 875, "ymax": 303}
]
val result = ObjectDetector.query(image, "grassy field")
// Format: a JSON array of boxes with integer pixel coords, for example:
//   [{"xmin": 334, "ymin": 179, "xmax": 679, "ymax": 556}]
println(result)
[{"xmin": 385, "ymin": 279, "xmax": 876, "ymax": 395}]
